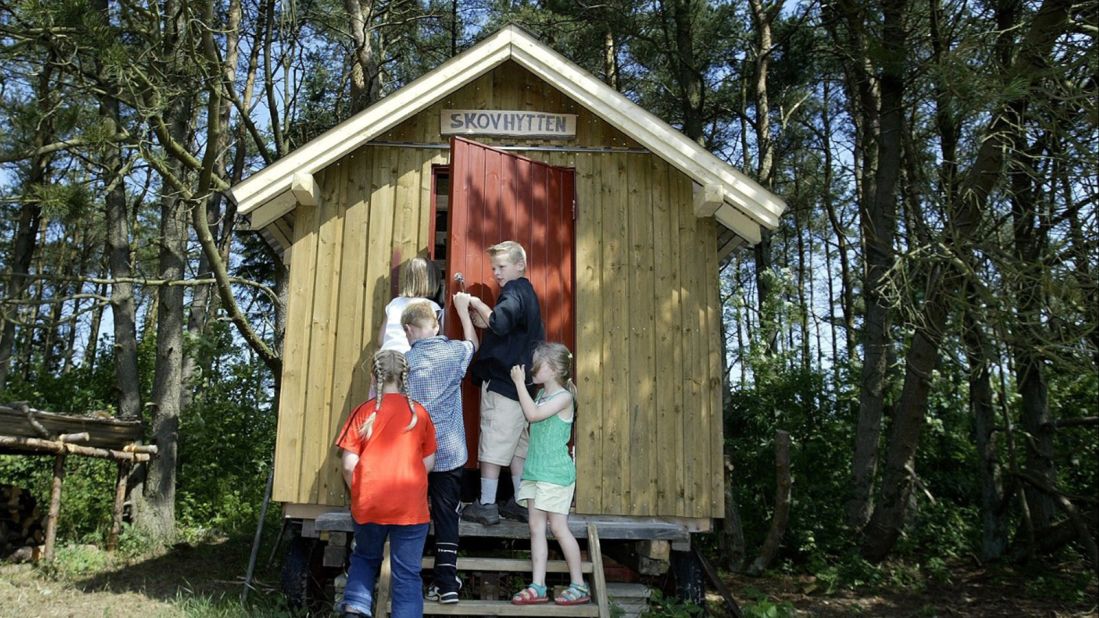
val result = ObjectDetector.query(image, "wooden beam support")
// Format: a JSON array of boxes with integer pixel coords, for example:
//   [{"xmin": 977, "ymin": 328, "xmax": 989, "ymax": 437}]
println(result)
[
  {"xmin": 693, "ymin": 182, "xmax": 723, "ymax": 218},
  {"xmin": 108, "ymin": 460, "xmax": 131, "ymax": 552},
  {"xmin": 0, "ymin": 435, "xmax": 152, "ymax": 462},
  {"xmin": 291, "ymin": 172, "xmax": 320, "ymax": 206},
  {"xmin": 714, "ymin": 205, "xmax": 761, "ymax": 245},
  {"xmin": 246, "ymin": 190, "xmax": 296, "ymax": 231},
  {"xmin": 43, "ymin": 452, "xmax": 66, "ymax": 561},
  {"xmin": 717, "ymin": 235, "xmax": 745, "ymax": 263}
]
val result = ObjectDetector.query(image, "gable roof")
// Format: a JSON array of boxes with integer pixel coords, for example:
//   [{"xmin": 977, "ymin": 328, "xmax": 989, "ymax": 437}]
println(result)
[{"xmin": 229, "ymin": 25, "xmax": 785, "ymax": 245}]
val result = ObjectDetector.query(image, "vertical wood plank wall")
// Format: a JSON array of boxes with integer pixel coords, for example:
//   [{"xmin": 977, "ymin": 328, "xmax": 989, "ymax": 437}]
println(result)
[{"xmin": 271, "ymin": 60, "xmax": 725, "ymax": 519}]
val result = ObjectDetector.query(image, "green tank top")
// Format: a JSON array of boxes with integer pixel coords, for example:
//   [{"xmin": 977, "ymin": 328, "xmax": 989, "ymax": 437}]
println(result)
[{"xmin": 521, "ymin": 390, "xmax": 576, "ymax": 486}]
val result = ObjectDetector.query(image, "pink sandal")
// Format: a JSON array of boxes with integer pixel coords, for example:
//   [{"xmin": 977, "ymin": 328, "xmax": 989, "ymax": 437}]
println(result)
[{"xmin": 511, "ymin": 582, "xmax": 549, "ymax": 605}]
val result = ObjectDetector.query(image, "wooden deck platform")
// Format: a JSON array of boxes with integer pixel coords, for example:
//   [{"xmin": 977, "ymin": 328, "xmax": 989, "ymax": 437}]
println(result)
[{"xmin": 314, "ymin": 510, "xmax": 692, "ymax": 546}]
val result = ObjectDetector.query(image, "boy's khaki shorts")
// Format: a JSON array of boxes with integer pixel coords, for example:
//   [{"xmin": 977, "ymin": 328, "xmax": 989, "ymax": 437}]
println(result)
[{"xmin": 478, "ymin": 383, "xmax": 529, "ymax": 465}]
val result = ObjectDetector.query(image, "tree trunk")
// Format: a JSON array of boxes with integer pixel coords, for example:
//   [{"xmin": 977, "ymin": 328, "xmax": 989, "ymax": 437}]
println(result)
[
  {"xmin": 748, "ymin": 431, "xmax": 792, "ymax": 575},
  {"xmin": 831, "ymin": 0, "xmax": 902, "ymax": 531},
  {"xmin": 90, "ymin": 0, "xmax": 141, "ymax": 420},
  {"xmin": 962, "ymin": 296, "xmax": 1009, "ymax": 560},
  {"xmin": 139, "ymin": 0, "xmax": 194, "ymax": 538},
  {"xmin": 345, "ymin": 0, "xmax": 383, "ymax": 114},
  {"xmin": 748, "ymin": 0, "xmax": 780, "ymax": 362},
  {"xmin": 83, "ymin": 280, "xmax": 108, "ymax": 369},
  {"xmin": 602, "ymin": 30, "xmax": 619, "ymax": 91},
  {"xmin": 181, "ymin": 0, "xmax": 242, "ymax": 414},
  {"xmin": 142, "ymin": 116, "xmax": 190, "ymax": 540},
  {"xmin": 0, "ymin": 61, "xmax": 53, "ymax": 389}
]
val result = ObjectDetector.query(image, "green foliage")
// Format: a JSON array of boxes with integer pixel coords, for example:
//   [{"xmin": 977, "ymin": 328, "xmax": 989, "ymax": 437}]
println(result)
[
  {"xmin": 39, "ymin": 542, "xmax": 110, "ymax": 580},
  {"xmin": 642, "ymin": 589, "xmax": 705, "ymax": 617},
  {"xmin": 739, "ymin": 587, "xmax": 797, "ymax": 618},
  {"xmin": 727, "ymin": 366, "xmax": 854, "ymax": 561},
  {"xmin": 176, "ymin": 331, "xmax": 276, "ymax": 533},
  {"xmin": 810, "ymin": 553, "xmax": 958, "ymax": 595},
  {"xmin": 1022, "ymin": 570, "xmax": 1094, "ymax": 604},
  {"xmin": 0, "ymin": 321, "xmax": 275, "ymax": 543}
]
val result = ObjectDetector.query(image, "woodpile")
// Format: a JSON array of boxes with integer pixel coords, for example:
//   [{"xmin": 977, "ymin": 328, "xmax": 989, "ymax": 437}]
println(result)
[{"xmin": 1, "ymin": 484, "xmax": 44, "ymax": 562}]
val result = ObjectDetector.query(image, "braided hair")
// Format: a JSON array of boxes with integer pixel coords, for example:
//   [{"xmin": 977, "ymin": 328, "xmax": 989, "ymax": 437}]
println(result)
[{"xmin": 359, "ymin": 349, "xmax": 418, "ymax": 440}]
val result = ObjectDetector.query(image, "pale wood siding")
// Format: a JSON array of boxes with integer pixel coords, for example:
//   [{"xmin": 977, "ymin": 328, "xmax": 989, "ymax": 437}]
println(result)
[
  {"xmin": 271, "ymin": 145, "xmax": 446, "ymax": 504},
  {"xmin": 568, "ymin": 154, "xmax": 723, "ymax": 518},
  {"xmin": 272, "ymin": 61, "xmax": 725, "ymax": 518}
]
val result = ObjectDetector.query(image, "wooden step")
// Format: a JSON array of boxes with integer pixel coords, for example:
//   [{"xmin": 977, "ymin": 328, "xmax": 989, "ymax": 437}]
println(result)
[
  {"xmin": 315, "ymin": 510, "xmax": 692, "ymax": 544},
  {"xmin": 422, "ymin": 556, "xmax": 594, "ymax": 573},
  {"xmin": 419, "ymin": 599, "xmax": 601, "ymax": 616},
  {"xmin": 374, "ymin": 523, "xmax": 611, "ymax": 617}
]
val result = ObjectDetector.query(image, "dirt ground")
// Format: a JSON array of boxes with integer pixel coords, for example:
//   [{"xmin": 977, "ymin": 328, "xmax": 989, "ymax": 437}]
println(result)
[
  {"xmin": 719, "ymin": 562, "xmax": 1098, "ymax": 617},
  {"xmin": 1, "ymin": 535, "xmax": 1096, "ymax": 617}
]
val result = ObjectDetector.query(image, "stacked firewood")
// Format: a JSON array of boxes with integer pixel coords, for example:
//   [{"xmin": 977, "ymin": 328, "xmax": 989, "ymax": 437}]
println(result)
[{"xmin": 1, "ymin": 484, "xmax": 44, "ymax": 562}]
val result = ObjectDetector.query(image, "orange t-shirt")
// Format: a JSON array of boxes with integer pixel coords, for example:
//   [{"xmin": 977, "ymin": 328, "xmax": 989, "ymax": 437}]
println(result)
[{"xmin": 336, "ymin": 394, "xmax": 437, "ymax": 525}]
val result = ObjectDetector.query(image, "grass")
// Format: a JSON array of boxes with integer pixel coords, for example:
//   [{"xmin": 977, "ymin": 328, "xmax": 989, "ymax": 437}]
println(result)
[{"xmin": 0, "ymin": 528, "xmax": 292, "ymax": 617}]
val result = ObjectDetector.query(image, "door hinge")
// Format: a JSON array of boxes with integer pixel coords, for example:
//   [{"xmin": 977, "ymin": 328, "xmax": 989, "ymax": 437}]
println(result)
[{"xmin": 572, "ymin": 198, "xmax": 577, "ymax": 221}]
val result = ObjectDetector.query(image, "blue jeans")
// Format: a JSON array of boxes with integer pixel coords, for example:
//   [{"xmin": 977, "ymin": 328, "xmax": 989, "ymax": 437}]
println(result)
[{"xmin": 342, "ymin": 522, "xmax": 429, "ymax": 618}]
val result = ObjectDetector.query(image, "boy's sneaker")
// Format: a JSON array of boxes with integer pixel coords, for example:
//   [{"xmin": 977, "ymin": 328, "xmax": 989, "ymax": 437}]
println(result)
[
  {"xmin": 426, "ymin": 577, "xmax": 462, "ymax": 604},
  {"xmin": 462, "ymin": 501, "xmax": 500, "ymax": 525},
  {"xmin": 438, "ymin": 589, "xmax": 460, "ymax": 604},
  {"xmin": 500, "ymin": 497, "xmax": 528, "ymax": 523}
]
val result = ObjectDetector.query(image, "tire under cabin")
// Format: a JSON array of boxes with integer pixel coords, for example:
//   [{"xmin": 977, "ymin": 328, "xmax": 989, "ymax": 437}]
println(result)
[{"xmin": 229, "ymin": 25, "xmax": 785, "ymax": 615}]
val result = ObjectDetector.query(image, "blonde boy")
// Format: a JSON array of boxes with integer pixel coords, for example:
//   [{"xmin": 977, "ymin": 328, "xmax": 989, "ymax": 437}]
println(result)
[
  {"xmin": 464, "ymin": 241, "xmax": 545, "ymax": 525},
  {"xmin": 402, "ymin": 295, "xmax": 478, "ymax": 604}
]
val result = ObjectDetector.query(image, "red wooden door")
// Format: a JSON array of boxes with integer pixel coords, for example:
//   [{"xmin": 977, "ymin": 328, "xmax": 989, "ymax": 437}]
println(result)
[{"xmin": 445, "ymin": 137, "xmax": 576, "ymax": 468}]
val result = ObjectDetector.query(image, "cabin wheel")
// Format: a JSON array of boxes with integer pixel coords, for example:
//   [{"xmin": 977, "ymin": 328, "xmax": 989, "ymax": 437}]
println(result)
[
  {"xmin": 281, "ymin": 531, "xmax": 335, "ymax": 614},
  {"xmin": 671, "ymin": 548, "xmax": 705, "ymax": 606}
]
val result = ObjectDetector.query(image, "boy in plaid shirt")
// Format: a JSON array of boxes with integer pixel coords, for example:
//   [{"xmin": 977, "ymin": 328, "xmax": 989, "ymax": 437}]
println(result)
[{"xmin": 401, "ymin": 294, "xmax": 478, "ymax": 604}]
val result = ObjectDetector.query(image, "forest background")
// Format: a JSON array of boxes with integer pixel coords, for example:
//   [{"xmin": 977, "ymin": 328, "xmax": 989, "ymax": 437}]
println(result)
[{"xmin": 0, "ymin": 0, "xmax": 1095, "ymax": 612}]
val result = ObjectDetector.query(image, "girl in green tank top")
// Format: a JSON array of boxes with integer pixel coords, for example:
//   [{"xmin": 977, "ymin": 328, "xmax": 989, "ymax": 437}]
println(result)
[{"xmin": 506, "ymin": 343, "xmax": 590, "ymax": 607}]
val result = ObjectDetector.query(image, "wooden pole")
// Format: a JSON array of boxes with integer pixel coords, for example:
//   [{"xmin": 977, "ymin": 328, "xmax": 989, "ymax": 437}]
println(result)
[
  {"xmin": 0, "ymin": 435, "xmax": 151, "ymax": 462},
  {"xmin": 241, "ymin": 467, "xmax": 274, "ymax": 603},
  {"xmin": 108, "ymin": 460, "xmax": 131, "ymax": 552},
  {"xmin": 43, "ymin": 450, "xmax": 67, "ymax": 561}
]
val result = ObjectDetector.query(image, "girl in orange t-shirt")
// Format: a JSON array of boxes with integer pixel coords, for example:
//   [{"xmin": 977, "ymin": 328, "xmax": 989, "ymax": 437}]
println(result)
[{"xmin": 336, "ymin": 350, "xmax": 437, "ymax": 618}]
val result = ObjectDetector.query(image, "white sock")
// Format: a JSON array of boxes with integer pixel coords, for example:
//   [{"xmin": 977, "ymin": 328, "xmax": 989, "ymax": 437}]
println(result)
[
  {"xmin": 480, "ymin": 478, "xmax": 498, "ymax": 505},
  {"xmin": 512, "ymin": 474, "xmax": 523, "ymax": 498}
]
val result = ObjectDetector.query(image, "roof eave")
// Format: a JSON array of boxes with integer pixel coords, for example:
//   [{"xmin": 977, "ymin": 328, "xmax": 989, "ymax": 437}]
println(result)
[{"xmin": 230, "ymin": 24, "xmax": 786, "ymax": 242}]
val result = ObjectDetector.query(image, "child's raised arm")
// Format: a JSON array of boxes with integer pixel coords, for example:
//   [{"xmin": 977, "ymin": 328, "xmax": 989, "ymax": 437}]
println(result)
[
  {"xmin": 509, "ymin": 365, "xmax": 573, "ymax": 422},
  {"xmin": 468, "ymin": 296, "xmax": 492, "ymax": 329},
  {"xmin": 452, "ymin": 292, "xmax": 480, "ymax": 351}
]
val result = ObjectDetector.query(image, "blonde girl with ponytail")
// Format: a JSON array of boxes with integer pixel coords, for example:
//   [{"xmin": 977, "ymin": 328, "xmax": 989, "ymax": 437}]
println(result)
[
  {"xmin": 507, "ymin": 342, "xmax": 590, "ymax": 607},
  {"xmin": 336, "ymin": 349, "xmax": 437, "ymax": 617}
]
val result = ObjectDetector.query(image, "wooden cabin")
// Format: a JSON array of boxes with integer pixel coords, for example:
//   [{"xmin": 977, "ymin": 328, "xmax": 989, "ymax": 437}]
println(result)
[{"xmin": 229, "ymin": 26, "xmax": 785, "ymax": 529}]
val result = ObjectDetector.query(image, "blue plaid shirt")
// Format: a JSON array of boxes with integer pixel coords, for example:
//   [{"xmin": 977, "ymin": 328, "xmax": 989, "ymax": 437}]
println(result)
[{"xmin": 406, "ymin": 336, "xmax": 475, "ymax": 472}]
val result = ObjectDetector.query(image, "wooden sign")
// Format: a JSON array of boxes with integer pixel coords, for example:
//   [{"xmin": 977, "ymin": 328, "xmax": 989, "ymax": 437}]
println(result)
[{"xmin": 441, "ymin": 109, "xmax": 577, "ymax": 138}]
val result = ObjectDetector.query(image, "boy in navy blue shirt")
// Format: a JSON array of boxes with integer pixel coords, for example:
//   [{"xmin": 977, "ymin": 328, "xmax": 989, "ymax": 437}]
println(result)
[{"xmin": 464, "ymin": 241, "xmax": 544, "ymax": 525}]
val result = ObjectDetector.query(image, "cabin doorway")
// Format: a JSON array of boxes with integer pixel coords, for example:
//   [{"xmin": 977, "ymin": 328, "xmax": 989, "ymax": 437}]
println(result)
[{"xmin": 432, "ymin": 137, "xmax": 576, "ymax": 471}]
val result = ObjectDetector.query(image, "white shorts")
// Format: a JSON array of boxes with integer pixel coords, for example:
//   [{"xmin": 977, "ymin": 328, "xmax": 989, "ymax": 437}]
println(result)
[{"xmin": 516, "ymin": 480, "xmax": 575, "ymax": 515}]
